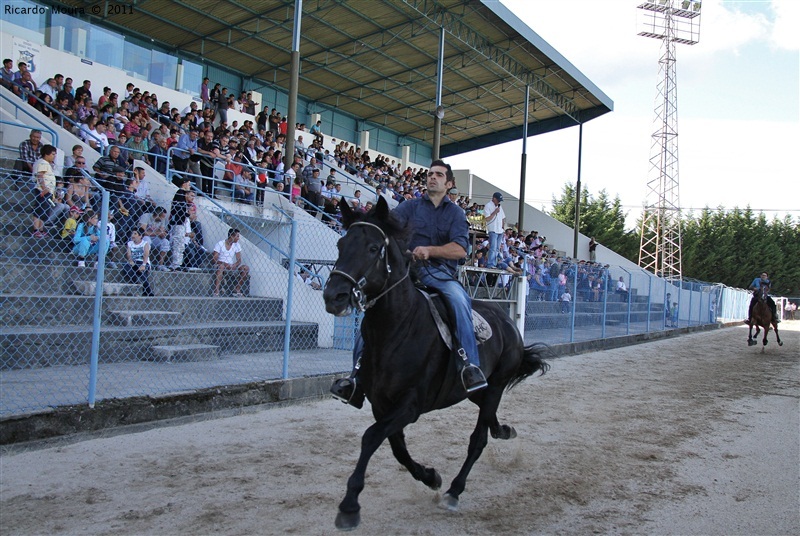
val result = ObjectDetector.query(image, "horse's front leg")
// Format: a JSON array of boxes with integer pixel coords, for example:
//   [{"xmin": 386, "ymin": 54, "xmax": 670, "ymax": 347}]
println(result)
[
  {"xmin": 773, "ymin": 322, "xmax": 784, "ymax": 346},
  {"xmin": 388, "ymin": 431, "xmax": 442, "ymax": 490},
  {"xmin": 440, "ymin": 386, "xmax": 505, "ymax": 511},
  {"xmin": 748, "ymin": 324, "xmax": 756, "ymax": 346},
  {"xmin": 336, "ymin": 398, "xmax": 418, "ymax": 531}
]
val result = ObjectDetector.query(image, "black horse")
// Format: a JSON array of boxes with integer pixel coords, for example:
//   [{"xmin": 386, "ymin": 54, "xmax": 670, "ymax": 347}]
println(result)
[
  {"xmin": 748, "ymin": 285, "xmax": 783, "ymax": 351},
  {"xmin": 323, "ymin": 197, "xmax": 549, "ymax": 530}
]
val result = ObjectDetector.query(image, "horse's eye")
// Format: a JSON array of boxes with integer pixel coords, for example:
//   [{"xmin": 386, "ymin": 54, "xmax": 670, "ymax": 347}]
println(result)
[{"xmin": 369, "ymin": 245, "xmax": 379, "ymax": 254}]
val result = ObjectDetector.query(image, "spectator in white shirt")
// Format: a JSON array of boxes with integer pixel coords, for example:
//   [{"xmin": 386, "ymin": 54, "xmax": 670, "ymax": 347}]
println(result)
[{"xmin": 213, "ymin": 228, "xmax": 250, "ymax": 297}]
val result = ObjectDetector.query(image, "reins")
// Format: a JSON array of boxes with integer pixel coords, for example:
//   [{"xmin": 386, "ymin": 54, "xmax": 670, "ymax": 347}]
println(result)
[{"xmin": 328, "ymin": 221, "xmax": 410, "ymax": 312}]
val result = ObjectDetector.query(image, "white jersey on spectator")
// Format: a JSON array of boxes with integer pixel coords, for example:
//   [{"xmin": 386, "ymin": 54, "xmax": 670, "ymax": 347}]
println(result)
[{"xmin": 214, "ymin": 239, "xmax": 242, "ymax": 265}]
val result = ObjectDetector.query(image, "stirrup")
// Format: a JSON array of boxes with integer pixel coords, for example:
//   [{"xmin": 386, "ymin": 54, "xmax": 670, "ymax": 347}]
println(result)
[
  {"xmin": 330, "ymin": 377, "xmax": 364, "ymax": 409},
  {"xmin": 461, "ymin": 364, "xmax": 488, "ymax": 393}
]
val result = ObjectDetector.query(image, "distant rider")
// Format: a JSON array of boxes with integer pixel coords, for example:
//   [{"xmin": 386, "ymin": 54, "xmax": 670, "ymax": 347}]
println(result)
[{"xmin": 745, "ymin": 272, "xmax": 779, "ymax": 325}]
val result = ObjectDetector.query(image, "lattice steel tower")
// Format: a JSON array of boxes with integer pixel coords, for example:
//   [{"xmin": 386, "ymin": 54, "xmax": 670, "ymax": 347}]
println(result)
[{"xmin": 637, "ymin": 0, "xmax": 701, "ymax": 280}]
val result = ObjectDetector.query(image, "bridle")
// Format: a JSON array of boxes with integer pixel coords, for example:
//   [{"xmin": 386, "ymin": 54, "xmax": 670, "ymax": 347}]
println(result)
[{"xmin": 327, "ymin": 221, "xmax": 409, "ymax": 312}]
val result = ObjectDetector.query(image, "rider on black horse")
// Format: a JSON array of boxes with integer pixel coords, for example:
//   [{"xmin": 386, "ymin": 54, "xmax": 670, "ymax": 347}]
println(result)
[
  {"xmin": 745, "ymin": 271, "xmax": 780, "ymax": 325},
  {"xmin": 330, "ymin": 160, "xmax": 488, "ymax": 408}
]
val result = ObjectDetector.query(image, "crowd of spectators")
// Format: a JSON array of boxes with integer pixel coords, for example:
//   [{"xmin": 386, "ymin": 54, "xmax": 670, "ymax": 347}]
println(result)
[
  {"xmin": 13, "ymin": 63, "xmax": 613, "ymax": 302},
  {"xmin": 462, "ymin": 221, "xmax": 618, "ymax": 305},
  {"xmin": 6, "ymin": 60, "xmax": 441, "ymax": 231}
]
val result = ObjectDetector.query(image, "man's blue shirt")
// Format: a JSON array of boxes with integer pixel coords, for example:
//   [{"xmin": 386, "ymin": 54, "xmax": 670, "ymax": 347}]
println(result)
[
  {"xmin": 392, "ymin": 194, "xmax": 469, "ymax": 275},
  {"xmin": 751, "ymin": 277, "xmax": 771, "ymax": 290},
  {"xmin": 174, "ymin": 134, "xmax": 197, "ymax": 159}
]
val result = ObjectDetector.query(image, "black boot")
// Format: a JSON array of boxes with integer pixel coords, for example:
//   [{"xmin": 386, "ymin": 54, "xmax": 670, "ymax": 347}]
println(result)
[
  {"xmin": 457, "ymin": 348, "xmax": 488, "ymax": 393},
  {"xmin": 330, "ymin": 377, "xmax": 365, "ymax": 409}
]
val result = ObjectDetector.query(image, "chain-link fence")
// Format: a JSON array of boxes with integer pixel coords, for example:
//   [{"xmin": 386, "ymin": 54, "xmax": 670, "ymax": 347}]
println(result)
[
  {"xmin": 0, "ymin": 153, "xmax": 354, "ymax": 417},
  {"xmin": 0, "ymin": 147, "xmax": 754, "ymax": 418},
  {"xmin": 1, "ymin": 99, "xmax": 754, "ymax": 419}
]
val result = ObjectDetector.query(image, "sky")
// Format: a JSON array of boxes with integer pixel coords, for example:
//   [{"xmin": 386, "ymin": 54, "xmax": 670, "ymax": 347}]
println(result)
[{"xmin": 448, "ymin": 0, "xmax": 800, "ymax": 229}]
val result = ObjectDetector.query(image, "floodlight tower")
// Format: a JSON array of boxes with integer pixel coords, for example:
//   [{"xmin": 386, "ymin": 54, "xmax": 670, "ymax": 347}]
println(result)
[{"xmin": 637, "ymin": 0, "xmax": 701, "ymax": 281}]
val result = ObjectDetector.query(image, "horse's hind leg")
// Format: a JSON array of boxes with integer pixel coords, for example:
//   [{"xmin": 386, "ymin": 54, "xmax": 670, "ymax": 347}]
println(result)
[
  {"xmin": 489, "ymin": 414, "xmax": 517, "ymax": 440},
  {"xmin": 440, "ymin": 387, "xmax": 505, "ymax": 511},
  {"xmin": 388, "ymin": 430, "xmax": 442, "ymax": 490}
]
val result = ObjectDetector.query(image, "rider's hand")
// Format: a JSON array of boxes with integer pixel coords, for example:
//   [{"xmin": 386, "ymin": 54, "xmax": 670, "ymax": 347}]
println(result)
[{"xmin": 412, "ymin": 246, "xmax": 430, "ymax": 262}]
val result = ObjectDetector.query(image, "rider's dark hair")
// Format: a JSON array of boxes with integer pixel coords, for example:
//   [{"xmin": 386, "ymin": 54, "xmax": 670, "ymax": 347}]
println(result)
[{"xmin": 429, "ymin": 159, "xmax": 454, "ymax": 184}]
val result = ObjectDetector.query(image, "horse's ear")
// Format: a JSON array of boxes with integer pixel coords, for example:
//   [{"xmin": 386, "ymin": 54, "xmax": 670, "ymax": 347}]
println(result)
[
  {"xmin": 339, "ymin": 196, "xmax": 357, "ymax": 229},
  {"xmin": 374, "ymin": 195, "xmax": 389, "ymax": 221}
]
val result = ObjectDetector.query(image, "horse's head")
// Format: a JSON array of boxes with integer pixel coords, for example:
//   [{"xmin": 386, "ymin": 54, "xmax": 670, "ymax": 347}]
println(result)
[
  {"xmin": 323, "ymin": 197, "xmax": 409, "ymax": 316},
  {"xmin": 755, "ymin": 284, "xmax": 770, "ymax": 302}
]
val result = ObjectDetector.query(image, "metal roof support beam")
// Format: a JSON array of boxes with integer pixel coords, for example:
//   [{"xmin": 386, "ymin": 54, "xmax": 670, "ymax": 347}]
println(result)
[
  {"xmin": 518, "ymin": 85, "xmax": 530, "ymax": 232},
  {"xmin": 400, "ymin": 0, "xmax": 580, "ymax": 123},
  {"xmin": 307, "ymin": 2, "xmax": 513, "ymax": 126},
  {"xmin": 433, "ymin": 26, "xmax": 445, "ymax": 160},
  {"xmin": 286, "ymin": 0, "xmax": 302, "ymax": 169}
]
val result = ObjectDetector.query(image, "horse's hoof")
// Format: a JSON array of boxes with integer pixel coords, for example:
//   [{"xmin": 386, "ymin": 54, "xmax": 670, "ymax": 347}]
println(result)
[
  {"xmin": 748, "ymin": 340, "xmax": 756, "ymax": 346},
  {"xmin": 778, "ymin": 341, "xmax": 784, "ymax": 346},
  {"xmin": 335, "ymin": 511, "xmax": 361, "ymax": 531},
  {"xmin": 438, "ymin": 492, "xmax": 459, "ymax": 511},
  {"xmin": 427, "ymin": 469, "xmax": 442, "ymax": 490},
  {"xmin": 491, "ymin": 424, "xmax": 518, "ymax": 440}
]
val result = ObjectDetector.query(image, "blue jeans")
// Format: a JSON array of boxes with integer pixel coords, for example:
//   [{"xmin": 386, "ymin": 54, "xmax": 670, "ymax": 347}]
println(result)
[
  {"xmin": 549, "ymin": 278, "xmax": 560, "ymax": 301},
  {"xmin": 351, "ymin": 265, "xmax": 481, "ymax": 369},
  {"xmin": 487, "ymin": 232, "xmax": 502, "ymax": 268},
  {"xmin": 417, "ymin": 265, "xmax": 481, "ymax": 367}
]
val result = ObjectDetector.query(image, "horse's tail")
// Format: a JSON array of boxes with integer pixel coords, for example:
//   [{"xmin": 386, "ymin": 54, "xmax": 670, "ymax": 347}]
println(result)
[{"xmin": 506, "ymin": 343, "xmax": 552, "ymax": 392}]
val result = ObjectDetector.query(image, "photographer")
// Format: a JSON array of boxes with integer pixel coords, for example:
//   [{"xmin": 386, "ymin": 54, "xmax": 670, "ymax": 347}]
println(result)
[{"xmin": 483, "ymin": 191, "xmax": 506, "ymax": 269}]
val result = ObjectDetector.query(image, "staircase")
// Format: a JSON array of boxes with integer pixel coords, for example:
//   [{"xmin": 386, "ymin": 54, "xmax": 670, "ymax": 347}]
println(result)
[{"xmin": 0, "ymin": 173, "xmax": 318, "ymax": 371}]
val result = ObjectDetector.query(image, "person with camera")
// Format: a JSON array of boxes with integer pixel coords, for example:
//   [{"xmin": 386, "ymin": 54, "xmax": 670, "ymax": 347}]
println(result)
[{"xmin": 483, "ymin": 191, "xmax": 506, "ymax": 269}]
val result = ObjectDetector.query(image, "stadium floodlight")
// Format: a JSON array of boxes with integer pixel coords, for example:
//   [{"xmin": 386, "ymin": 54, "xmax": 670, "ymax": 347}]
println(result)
[{"xmin": 637, "ymin": 0, "xmax": 702, "ymax": 281}]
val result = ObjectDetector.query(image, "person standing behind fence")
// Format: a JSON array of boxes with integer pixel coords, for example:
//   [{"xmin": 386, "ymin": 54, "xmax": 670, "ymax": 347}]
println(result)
[
  {"xmin": 589, "ymin": 237, "xmax": 597, "ymax": 262},
  {"xmin": 213, "ymin": 228, "xmax": 249, "ymax": 297},
  {"xmin": 168, "ymin": 177, "xmax": 192, "ymax": 271},
  {"xmin": 30, "ymin": 144, "xmax": 58, "ymax": 238},
  {"xmin": 483, "ymin": 192, "xmax": 506, "ymax": 269}
]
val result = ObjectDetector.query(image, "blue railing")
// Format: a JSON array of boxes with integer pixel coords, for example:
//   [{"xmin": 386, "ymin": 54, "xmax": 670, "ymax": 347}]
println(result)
[{"xmin": 0, "ymin": 89, "xmax": 59, "ymax": 148}]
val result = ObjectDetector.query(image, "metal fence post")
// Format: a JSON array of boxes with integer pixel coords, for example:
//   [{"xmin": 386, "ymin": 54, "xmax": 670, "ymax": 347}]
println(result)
[
  {"xmin": 513, "ymin": 275, "xmax": 526, "ymax": 336},
  {"xmin": 87, "ymin": 189, "xmax": 110, "ymax": 408},
  {"xmin": 569, "ymin": 269, "xmax": 577, "ymax": 342},
  {"xmin": 646, "ymin": 273, "xmax": 653, "ymax": 333},
  {"xmin": 282, "ymin": 217, "xmax": 298, "ymax": 379}
]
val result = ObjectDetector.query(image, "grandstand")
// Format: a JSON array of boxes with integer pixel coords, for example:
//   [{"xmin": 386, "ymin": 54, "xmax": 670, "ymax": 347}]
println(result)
[{"xmin": 0, "ymin": 1, "xmax": 739, "ymax": 424}]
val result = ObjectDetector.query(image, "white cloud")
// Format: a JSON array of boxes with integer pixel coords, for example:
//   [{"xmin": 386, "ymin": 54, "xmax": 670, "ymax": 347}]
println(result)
[{"xmin": 770, "ymin": 0, "xmax": 800, "ymax": 50}]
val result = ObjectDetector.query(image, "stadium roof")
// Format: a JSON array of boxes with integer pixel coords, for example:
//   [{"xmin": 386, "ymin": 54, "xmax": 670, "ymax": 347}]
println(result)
[{"xmin": 63, "ymin": 0, "xmax": 613, "ymax": 157}]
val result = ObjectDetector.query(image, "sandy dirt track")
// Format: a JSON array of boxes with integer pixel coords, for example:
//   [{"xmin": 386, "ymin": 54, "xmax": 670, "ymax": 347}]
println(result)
[{"xmin": 1, "ymin": 323, "xmax": 798, "ymax": 535}]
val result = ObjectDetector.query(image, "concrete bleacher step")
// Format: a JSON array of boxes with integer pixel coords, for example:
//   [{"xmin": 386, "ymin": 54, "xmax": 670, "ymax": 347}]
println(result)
[
  {"xmin": 0, "ymin": 321, "xmax": 319, "ymax": 370},
  {"xmin": 1, "ymin": 261, "xmax": 259, "ymax": 298},
  {"xmin": 107, "ymin": 309, "xmax": 182, "ymax": 327},
  {"xmin": 150, "ymin": 343, "xmax": 219, "ymax": 362},
  {"xmin": 73, "ymin": 280, "xmax": 142, "ymax": 296},
  {"xmin": 1, "ymin": 295, "xmax": 285, "ymax": 327}
]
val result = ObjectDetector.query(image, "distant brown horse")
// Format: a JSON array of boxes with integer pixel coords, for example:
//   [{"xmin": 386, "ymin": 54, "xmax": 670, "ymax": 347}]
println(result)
[{"xmin": 748, "ymin": 286, "xmax": 783, "ymax": 351}]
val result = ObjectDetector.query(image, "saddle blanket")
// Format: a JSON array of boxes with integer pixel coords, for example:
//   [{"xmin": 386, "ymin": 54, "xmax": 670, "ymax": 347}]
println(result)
[{"xmin": 418, "ymin": 290, "xmax": 492, "ymax": 351}]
